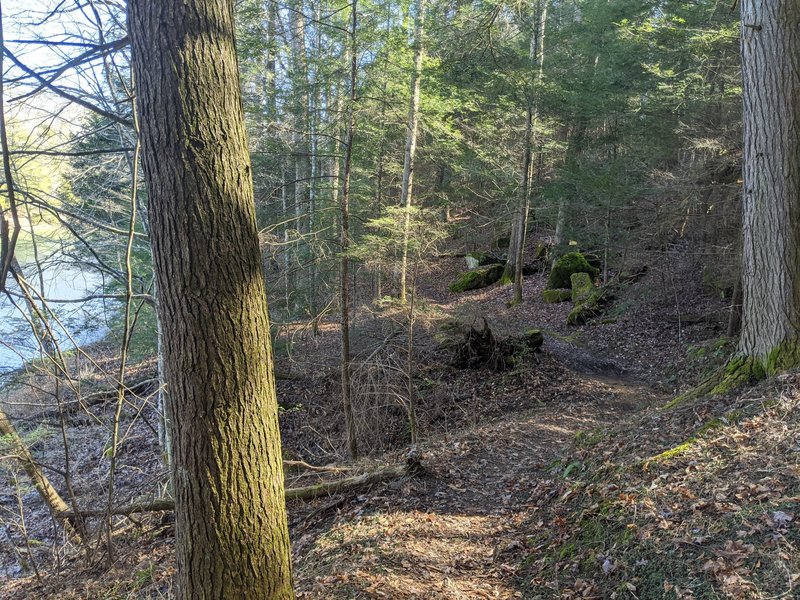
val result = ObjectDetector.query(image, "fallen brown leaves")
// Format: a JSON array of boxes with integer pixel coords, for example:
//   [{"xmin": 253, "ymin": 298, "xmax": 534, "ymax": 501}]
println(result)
[{"xmin": 520, "ymin": 376, "xmax": 800, "ymax": 599}]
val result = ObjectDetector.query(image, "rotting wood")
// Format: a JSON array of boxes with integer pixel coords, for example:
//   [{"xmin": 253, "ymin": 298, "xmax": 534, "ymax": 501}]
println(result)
[
  {"xmin": 283, "ymin": 459, "xmax": 354, "ymax": 473},
  {"xmin": 57, "ymin": 458, "xmax": 423, "ymax": 519}
]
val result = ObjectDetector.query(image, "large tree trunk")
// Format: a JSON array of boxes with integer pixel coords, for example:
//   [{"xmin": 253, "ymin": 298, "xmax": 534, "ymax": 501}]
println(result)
[
  {"xmin": 736, "ymin": 0, "xmax": 800, "ymax": 373},
  {"xmin": 399, "ymin": 0, "xmax": 426, "ymax": 304},
  {"xmin": 127, "ymin": 1, "xmax": 294, "ymax": 598}
]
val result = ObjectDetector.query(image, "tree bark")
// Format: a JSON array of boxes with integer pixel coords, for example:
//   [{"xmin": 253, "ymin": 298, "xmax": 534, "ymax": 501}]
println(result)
[
  {"xmin": 504, "ymin": 0, "xmax": 547, "ymax": 305},
  {"xmin": 399, "ymin": 0, "xmax": 426, "ymax": 304},
  {"xmin": 290, "ymin": 0, "xmax": 311, "ymax": 315},
  {"xmin": 737, "ymin": 0, "xmax": 800, "ymax": 371},
  {"xmin": 340, "ymin": 1, "xmax": 359, "ymax": 459},
  {"xmin": 127, "ymin": 1, "xmax": 294, "ymax": 597}
]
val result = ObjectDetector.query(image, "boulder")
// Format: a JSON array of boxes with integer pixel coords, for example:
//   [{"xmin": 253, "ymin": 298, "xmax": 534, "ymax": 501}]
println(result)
[
  {"xmin": 522, "ymin": 262, "xmax": 540, "ymax": 276},
  {"xmin": 570, "ymin": 272, "xmax": 594, "ymax": 303},
  {"xmin": 533, "ymin": 241, "xmax": 551, "ymax": 262},
  {"xmin": 583, "ymin": 252, "xmax": 602, "ymax": 272},
  {"xmin": 567, "ymin": 285, "xmax": 611, "ymax": 326},
  {"xmin": 547, "ymin": 252, "xmax": 600, "ymax": 290},
  {"xmin": 523, "ymin": 328, "xmax": 544, "ymax": 351},
  {"xmin": 542, "ymin": 288, "xmax": 572, "ymax": 303},
  {"xmin": 465, "ymin": 251, "xmax": 505, "ymax": 269},
  {"xmin": 449, "ymin": 264, "xmax": 504, "ymax": 293},
  {"xmin": 492, "ymin": 235, "xmax": 511, "ymax": 250}
]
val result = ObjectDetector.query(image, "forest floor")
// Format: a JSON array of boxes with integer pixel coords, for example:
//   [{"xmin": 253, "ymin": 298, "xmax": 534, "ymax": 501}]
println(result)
[
  {"xmin": 2, "ymin": 246, "xmax": 798, "ymax": 598},
  {"xmin": 291, "ymin": 373, "xmax": 666, "ymax": 598}
]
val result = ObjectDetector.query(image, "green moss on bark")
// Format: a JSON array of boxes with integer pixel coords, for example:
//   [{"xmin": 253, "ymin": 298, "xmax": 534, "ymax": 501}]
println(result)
[
  {"xmin": 709, "ymin": 355, "xmax": 766, "ymax": 396},
  {"xmin": 664, "ymin": 341, "xmax": 800, "ymax": 410},
  {"xmin": 764, "ymin": 340, "xmax": 800, "ymax": 374}
]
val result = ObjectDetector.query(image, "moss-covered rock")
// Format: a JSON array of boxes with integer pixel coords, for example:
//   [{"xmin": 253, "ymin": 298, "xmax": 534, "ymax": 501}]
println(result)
[
  {"xmin": 583, "ymin": 252, "xmax": 602, "ymax": 272},
  {"xmin": 570, "ymin": 272, "xmax": 594, "ymax": 303},
  {"xmin": 465, "ymin": 252, "xmax": 505, "ymax": 269},
  {"xmin": 567, "ymin": 302, "xmax": 598, "ymax": 326},
  {"xmin": 547, "ymin": 252, "xmax": 599, "ymax": 290},
  {"xmin": 524, "ymin": 328, "xmax": 544, "ymax": 350},
  {"xmin": 449, "ymin": 264, "xmax": 504, "ymax": 293},
  {"xmin": 542, "ymin": 288, "xmax": 572, "ymax": 303},
  {"xmin": 567, "ymin": 285, "xmax": 609, "ymax": 326}
]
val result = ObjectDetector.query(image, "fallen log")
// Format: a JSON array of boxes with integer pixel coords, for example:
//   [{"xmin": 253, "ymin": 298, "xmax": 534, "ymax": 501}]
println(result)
[
  {"xmin": 0, "ymin": 409, "xmax": 86, "ymax": 540},
  {"xmin": 57, "ymin": 458, "xmax": 422, "ymax": 520},
  {"xmin": 283, "ymin": 459, "xmax": 353, "ymax": 474}
]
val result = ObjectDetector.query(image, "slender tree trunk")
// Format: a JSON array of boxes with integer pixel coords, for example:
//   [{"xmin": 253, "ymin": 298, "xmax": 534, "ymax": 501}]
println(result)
[
  {"xmin": 8, "ymin": 259, "xmax": 54, "ymax": 353},
  {"xmin": 281, "ymin": 163, "xmax": 293, "ymax": 312},
  {"xmin": 265, "ymin": 0, "xmax": 278, "ymax": 120},
  {"xmin": 406, "ymin": 265, "xmax": 418, "ymax": 444},
  {"xmin": 505, "ymin": 0, "xmax": 547, "ymax": 305},
  {"xmin": 374, "ymin": 5, "xmax": 391, "ymax": 302},
  {"xmin": 399, "ymin": 0, "xmax": 426, "ymax": 304},
  {"xmin": 308, "ymin": 2, "xmax": 322, "ymax": 327},
  {"xmin": 553, "ymin": 199, "xmax": 566, "ymax": 258},
  {"xmin": 340, "ymin": 1, "xmax": 359, "ymax": 459},
  {"xmin": 290, "ymin": 1, "xmax": 310, "ymax": 314},
  {"xmin": 734, "ymin": 0, "xmax": 800, "ymax": 374},
  {"xmin": 127, "ymin": 1, "xmax": 294, "ymax": 597},
  {"xmin": 0, "ymin": 3, "xmax": 20, "ymax": 289}
]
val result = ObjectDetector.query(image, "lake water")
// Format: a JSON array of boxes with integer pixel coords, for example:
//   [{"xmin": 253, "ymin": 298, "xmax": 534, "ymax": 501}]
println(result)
[{"xmin": 0, "ymin": 251, "xmax": 109, "ymax": 375}]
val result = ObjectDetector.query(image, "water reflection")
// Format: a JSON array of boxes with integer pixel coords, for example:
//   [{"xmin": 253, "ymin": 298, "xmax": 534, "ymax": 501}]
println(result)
[{"xmin": 0, "ymin": 258, "xmax": 108, "ymax": 374}]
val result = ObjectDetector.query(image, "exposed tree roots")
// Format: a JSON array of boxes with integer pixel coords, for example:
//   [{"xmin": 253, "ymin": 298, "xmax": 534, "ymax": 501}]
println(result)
[{"xmin": 662, "ymin": 352, "xmax": 783, "ymax": 410}]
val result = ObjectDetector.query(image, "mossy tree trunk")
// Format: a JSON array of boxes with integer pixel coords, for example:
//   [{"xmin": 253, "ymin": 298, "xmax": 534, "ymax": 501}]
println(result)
[
  {"xmin": 734, "ymin": 0, "xmax": 800, "ymax": 381},
  {"xmin": 127, "ymin": 1, "xmax": 294, "ymax": 597}
]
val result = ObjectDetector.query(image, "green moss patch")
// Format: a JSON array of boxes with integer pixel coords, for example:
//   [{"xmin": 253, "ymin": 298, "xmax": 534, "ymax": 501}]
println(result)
[
  {"xmin": 449, "ymin": 264, "xmax": 504, "ymax": 293},
  {"xmin": 547, "ymin": 252, "xmax": 599, "ymax": 290},
  {"xmin": 542, "ymin": 288, "xmax": 572, "ymax": 303},
  {"xmin": 567, "ymin": 283, "xmax": 610, "ymax": 326},
  {"xmin": 570, "ymin": 272, "xmax": 594, "ymax": 303}
]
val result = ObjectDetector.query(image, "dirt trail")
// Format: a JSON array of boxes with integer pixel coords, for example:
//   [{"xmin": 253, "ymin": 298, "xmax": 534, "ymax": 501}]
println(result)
[{"xmin": 294, "ymin": 348, "xmax": 669, "ymax": 599}]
